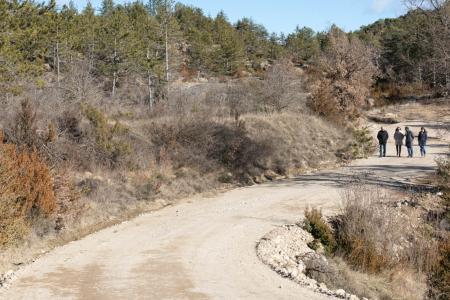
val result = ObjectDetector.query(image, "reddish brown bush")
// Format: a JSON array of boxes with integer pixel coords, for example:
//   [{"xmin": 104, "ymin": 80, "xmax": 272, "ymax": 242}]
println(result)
[
  {"xmin": 0, "ymin": 130, "xmax": 57, "ymax": 246},
  {"xmin": 308, "ymin": 27, "xmax": 378, "ymax": 123}
]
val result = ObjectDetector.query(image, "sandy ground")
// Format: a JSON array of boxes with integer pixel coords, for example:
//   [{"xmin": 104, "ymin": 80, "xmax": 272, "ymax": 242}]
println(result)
[{"xmin": 1, "ymin": 119, "xmax": 449, "ymax": 300}]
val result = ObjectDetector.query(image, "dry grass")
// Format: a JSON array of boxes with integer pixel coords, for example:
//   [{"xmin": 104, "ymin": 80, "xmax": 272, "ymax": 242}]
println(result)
[
  {"xmin": 335, "ymin": 185, "xmax": 439, "ymax": 274},
  {"xmin": 384, "ymin": 101, "xmax": 450, "ymax": 122},
  {"xmin": 309, "ymin": 257, "xmax": 427, "ymax": 300},
  {"xmin": 244, "ymin": 113, "xmax": 344, "ymax": 173},
  {"xmin": 304, "ymin": 185, "xmax": 439, "ymax": 299}
]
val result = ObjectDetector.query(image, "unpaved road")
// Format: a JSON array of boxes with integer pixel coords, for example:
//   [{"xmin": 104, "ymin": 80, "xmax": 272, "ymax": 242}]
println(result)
[{"xmin": 2, "ymin": 120, "xmax": 449, "ymax": 300}]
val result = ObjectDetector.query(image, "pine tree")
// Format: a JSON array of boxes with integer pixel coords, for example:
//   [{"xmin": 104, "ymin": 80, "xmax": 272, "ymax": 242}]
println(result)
[{"xmin": 212, "ymin": 12, "xmax": 245, "ymax": 75}]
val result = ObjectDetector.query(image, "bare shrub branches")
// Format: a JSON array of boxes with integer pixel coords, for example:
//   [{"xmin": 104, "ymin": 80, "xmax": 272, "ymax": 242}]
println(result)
[
  {"xmin": 308, "ymin": 28, "xmax": 378, "ymax": 123},
  {"xmin": 335, "ymin": 185, "xmax": 439, "ymax": 274}
]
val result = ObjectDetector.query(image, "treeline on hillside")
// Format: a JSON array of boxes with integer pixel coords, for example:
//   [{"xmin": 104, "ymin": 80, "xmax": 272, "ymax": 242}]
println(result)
[
  {"xmin": 358, "ymin": 0, "xmax": 450, "ymax": 97},
  {"xmin": 1, "ymin": 0, "xmax": 448, "ymax": 107},
  {"xmin": 0, "ymin": 0, "xmax": 285, "ymax": 103}
]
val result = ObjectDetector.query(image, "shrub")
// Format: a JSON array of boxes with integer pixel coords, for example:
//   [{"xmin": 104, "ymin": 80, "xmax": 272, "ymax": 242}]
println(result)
[
  {"xmin": 0, "ymin": 131, "xmax": 57, "ymax": 247},
  {"xmin": 147, "ymin": 119, "xmax": 273, "ymax": 175},
  {"xmin": 436, "ymin": 155, "xmax": 450, "ymax": 208},
  {"xmin": 308, "ymin": 27, "xmax": 378, "ymax": 124},
  {"xmin": 303, "ymin": 207, "xmax": 337, "ymax": 255},
  {"xmin": 57, "ymin": 110, "xmax": 82, "ymax": 141},
  {"xmin": 436, "ymin": 155, "xmax": 450, "ymax": 186},
  {"xmin": 83, "ymin": 104, "xmax": 131, "ymax": 167},
  {"xmin": 6, "ymin": 99, "xmax": 39, "ymax": 150},
  {"xmin": 334, "ymin": 187, "xmax": 394, "ymax": 273},
  {"xmin": 428, "ymin": 238, "xmax": 450, "ymax": 300},
  {"xmin": 334, "ymin": 185, "xmax": 439, "ymax": 274},
  {"xmin": 338, "ymin": 127, "xmax": 376, "ymax": 160}
]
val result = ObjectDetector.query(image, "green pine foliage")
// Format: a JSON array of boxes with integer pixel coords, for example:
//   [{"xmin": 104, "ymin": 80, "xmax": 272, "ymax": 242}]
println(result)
[
  {"xmin": 0, "ymin": 0, "xmax": 286, "ymax": 94},
  {"xmin": 0, "ymin": 0, "xmax": 447, "ymax": 100}
]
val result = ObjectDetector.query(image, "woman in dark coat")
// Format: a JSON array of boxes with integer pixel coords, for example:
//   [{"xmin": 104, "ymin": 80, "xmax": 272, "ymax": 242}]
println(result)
[
  {"xmin": 405, "ymin": 127, "xmax": 414, "ymax": 158},
  {"xmin": 394, "ymin": 127, "xmax": 404, "ymax": 157},
  {"xmin": 418, "ymin": 127, "xmax": 428, "ymax": 157}
]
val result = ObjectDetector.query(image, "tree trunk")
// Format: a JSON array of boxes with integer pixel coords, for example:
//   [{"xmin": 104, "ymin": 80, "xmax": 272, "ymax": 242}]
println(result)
[
  {"xmin": 112, "ymin": 71, "xmax": 116, "ymax": 97},
  {"xmin": 165, "ymin": 25, "xmax": 169, "ymax": 83},
  {"xmin": 148, "ymin": 71, "xmax": 153, "ymax": 109},
  {"xmin": 88, "ymin": 42, "xmax": 94, "ymax": 73},
  {"xmin": 112, "ymin": 38, "xmax": 117, "ymax": 97},
  {"xmin": 433, "ymin": 62, "xmax": 437, "ymax": 87},
  {"xmin": 56, "ymin": 40, "xmax": 60, "ymax": 88},
  {"xmin": 165, "ymin": 24, "xmax": 170, "ymax": 100}
]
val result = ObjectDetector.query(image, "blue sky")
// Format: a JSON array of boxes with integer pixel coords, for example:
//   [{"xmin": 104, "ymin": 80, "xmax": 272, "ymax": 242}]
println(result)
[{"xmin": 57, "ymin": 0, "xmax": 407, "ymax": 34}]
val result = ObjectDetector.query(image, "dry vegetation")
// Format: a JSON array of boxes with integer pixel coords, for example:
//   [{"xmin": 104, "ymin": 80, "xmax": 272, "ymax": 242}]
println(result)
[
  {"xmin": 308, "ymin": 27, "xmax": 378, "ymax": 124},
  {"xmin": 0, "ymin": 60, "xmax": 358, "ymax": 275},
  {"xmin": 304, "ymin": 180, "xmax": 450, "ymax": 300}
]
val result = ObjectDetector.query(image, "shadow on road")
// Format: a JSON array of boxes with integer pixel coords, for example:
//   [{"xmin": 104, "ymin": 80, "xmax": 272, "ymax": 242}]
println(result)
[{"xmin": 266, "ymin": 170, "xmax": 437, "ymax": 192}]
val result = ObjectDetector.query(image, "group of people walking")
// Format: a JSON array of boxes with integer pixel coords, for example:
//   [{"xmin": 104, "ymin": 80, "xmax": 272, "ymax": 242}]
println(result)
[{"xmin": 377, "ymin": 126, "xmax": 428, "ymax": 158}]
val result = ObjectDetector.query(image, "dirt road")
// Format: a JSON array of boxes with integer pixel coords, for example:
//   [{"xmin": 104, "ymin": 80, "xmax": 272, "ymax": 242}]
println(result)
[{"xmin": 2, "ymin": 120, "xmax": 448, "ymax": 300}]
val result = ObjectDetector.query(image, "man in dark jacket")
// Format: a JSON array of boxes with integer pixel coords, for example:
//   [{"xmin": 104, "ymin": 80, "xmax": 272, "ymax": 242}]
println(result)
[
  {"xmin": 405, "ymin": 127, "xmax": 414, "ymax": 158},
  {"xmin": 418, "ymin": 127, "xmax": 428, "ymax": 157},
  {"xmin": 377, "ymin": 127, "xmax": 389, "ymax": 157}
]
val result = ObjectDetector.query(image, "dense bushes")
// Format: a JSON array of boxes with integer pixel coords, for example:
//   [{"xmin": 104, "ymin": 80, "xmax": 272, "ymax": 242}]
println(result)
[
  {"xmin": 147, "ymin": 119, "xmax": 272, "ymax": 175},
  {"xmin": 0, "ymin": 131, "xmax": 57, "ymax": 247}
]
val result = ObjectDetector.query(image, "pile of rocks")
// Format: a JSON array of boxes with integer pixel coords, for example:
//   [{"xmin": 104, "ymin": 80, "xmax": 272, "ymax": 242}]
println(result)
[
  {"xmin": 256, "ymin": 225, "xmax": 366, "ymax": 300},
  {"xmin": 0, "ymin": 270, "xmax": 15, "ymax": 289}
]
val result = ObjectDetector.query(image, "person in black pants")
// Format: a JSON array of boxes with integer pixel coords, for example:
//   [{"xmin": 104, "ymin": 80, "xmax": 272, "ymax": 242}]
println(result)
[
  {"xmin": 394, "ymin": 127, "xmax": 404, "ymax": 157},
  {"xmin": 418, "ymin": 127, "xmax": 428, "ymax": 157},
  {"xmin": 377, "ymin": 127, "xmax": 389, "ymax": 157},
  {"xmin": 405, "ymin": 127, "xmax": 415, "ymax": 158}
]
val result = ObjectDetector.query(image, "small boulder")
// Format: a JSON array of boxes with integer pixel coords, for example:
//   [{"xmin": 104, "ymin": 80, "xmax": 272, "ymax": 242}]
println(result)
[{"xmin": 335, "ymin": 289, "xmax": 346, "ymax": 298}]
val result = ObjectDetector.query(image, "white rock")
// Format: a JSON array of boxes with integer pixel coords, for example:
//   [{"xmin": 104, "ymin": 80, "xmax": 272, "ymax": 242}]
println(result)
[
  {"xmin": 335, "ymin": 289, "xmax": 346, "ymax": 298},
  {"xmin": 5, "ymin": 270, "xmax": 14, "ymax": 278},
  {"xmin": 349, "ymin": 295, "xmax": 359, "ymax": 300}
]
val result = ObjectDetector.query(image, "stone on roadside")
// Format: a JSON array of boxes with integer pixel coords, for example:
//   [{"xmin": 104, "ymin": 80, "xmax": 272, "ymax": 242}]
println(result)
[{"xmin": 335, "ymin": 289, "xmax": 346, "ymax": 298}]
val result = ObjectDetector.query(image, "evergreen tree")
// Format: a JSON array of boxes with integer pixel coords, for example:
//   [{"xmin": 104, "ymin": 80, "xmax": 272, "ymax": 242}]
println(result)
[
  {"xmin": 286, "ymin": 26, "xmax": 320, "ymax": 64},
  {"xmin": 212, "ymin": 12, "xmax": 245, "ymax": 74}
]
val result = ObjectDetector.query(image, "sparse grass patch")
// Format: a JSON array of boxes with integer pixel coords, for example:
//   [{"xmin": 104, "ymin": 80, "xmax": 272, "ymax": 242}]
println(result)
[{"xmin": 303, "ymin": 208, "xmax": 337, "ymax": 255}]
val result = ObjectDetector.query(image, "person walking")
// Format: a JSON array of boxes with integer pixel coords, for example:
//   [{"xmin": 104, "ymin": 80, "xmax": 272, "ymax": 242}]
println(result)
[
  {"xmin": 394, "ymin": 127, "xmax": 404, "ymax": 157},
  {"xmin": 377, "ymin": 127, "xmax": 389, "ymax": 157},
  {"xmin": 405, "ymin": 127, "xmax": 414, "ymax": 158},
  {"xmin": 418, "ymin": 127, "xmax": 428, "ymax": 157}
]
